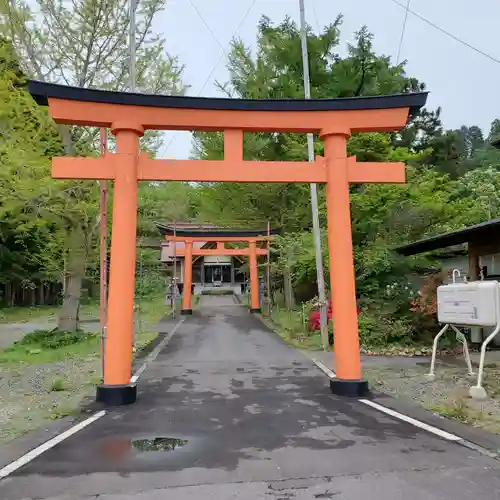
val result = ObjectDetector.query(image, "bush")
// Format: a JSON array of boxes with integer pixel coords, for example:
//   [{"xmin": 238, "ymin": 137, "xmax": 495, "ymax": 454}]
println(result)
[
  {"xmin": 410, "ymin": 273, "xmax": 442, "ymax": 342},
  {"xmin": 358, "ymin": 310, "xmax": 413, "ymax": 347},
  {"xmin": 19, "ymin": 329, "xmax": 95, "ymax": 350}
]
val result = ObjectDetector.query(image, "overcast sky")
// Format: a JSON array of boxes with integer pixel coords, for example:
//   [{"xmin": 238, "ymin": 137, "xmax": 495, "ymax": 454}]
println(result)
[{"xmin": 153, "ymin": 0, "xmax": 500, "ymax": 159}]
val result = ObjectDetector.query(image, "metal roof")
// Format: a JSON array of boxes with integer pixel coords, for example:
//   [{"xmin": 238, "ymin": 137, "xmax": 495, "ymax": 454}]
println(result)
[
  {"xmin": 395, "ymin": 219, "xmax": 500, "ymax": 256},
  {"xmin": 28, "ymin": 80, "xmax": 427, "ymax": 116}
]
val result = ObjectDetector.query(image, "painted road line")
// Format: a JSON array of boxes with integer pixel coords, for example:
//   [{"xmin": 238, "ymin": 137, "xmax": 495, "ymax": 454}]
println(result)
[
  {"xmin": 0, "ymin": 410, "xmax": 106, "ymax": 480},
  {"xmin": 310, "ymin": 358, "xmax": 336, "ymax": 379},
  {"xmin": 359, "ymin": 398, "xmax": 461, "ymax": 442},
  {"xmin": 309, "ymin": 356, "xmax": 462, "ymax": 443},
  {"xmin": 130, "ymin": 317, "xmax": 185, "ymax": 383}
]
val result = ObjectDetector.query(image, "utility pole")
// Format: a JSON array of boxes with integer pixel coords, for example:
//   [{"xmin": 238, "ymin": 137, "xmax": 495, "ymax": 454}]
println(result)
[
  {"xmin": 129, "ymin": 0, "xmax": 137, "ymax": 92},
  {"xmin": 298, "ymin": 0, "xmax": 329, "ymax": 351}
]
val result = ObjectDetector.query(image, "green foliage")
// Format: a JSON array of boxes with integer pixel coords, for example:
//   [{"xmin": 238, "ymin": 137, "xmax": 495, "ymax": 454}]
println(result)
[
  {"xmin": 47, "ymin": 406, "xmax": 76, "ymax": 420},
  {"xmin": 194, "ymin": 16, "xmax": 430, "ymax": 234},
  {"xmin": 50, "ymin": 376, "xmax": 66, "ymax": 392},
  {"xmin": 193, "ymin": 15, "xmax": 500, "ymax": 348},
  {"xmin": 19, "ymin": 329, "xmax": 95, "ymax": 349},
  {"xmin": 357, "ymin": 311, "xmax": 413, "ymax": 347},
  {"xmin": 0, "ymin": 0, "xmax": 186, "ymax": 329},
  {"xmin": 135, "ymin": 269, "xmax": 165, "ymax": 298},
  {"xmin": 137, "ymin": 182, "xmax": 200, "ymax": 237}
]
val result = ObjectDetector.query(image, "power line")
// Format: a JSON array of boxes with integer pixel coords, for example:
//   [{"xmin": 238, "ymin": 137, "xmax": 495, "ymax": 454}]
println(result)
[
  {"xmin": 187, "ymin": 0, "xmax": 225, "ymax": 52},
  {"xmin": 396, "ymin": 0, "xmax": 410, "ymax": 65},
  {"xmin": 164, "ymin": 0, "xmax": 257, "ymax": 156},
  {"xmin": 390, "ymin": 0, "xmax": 500, "ymax": 66},
  {"xmin": 311, "ymin": 0, "xmax": 321, "ymax": 35}
]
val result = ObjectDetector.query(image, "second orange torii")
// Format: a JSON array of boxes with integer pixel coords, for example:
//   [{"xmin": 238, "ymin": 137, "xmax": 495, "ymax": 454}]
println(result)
[{"xmin": 158, "ymin": 225, "xmax": 279, "ymax": 314}]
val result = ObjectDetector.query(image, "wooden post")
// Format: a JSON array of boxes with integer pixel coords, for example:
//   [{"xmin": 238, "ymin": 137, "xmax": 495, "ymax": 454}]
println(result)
[
  {"xmin": 322, "ymin": 129, "xmax": 367, "ymax": 397},
  {"xmin": 249, "ymin": 240, "xmax": 260, "ymax": 313},
  {"xmin": 468, "ymin": 243, "xmax": 480, "ymax": 281},
  {"xmin": 96, "ymin": 122, "xmax": 143, "ymax": 406},
  {"xmin": 182, "ymin": 240, "xmax": 193, "ymax": 315}
]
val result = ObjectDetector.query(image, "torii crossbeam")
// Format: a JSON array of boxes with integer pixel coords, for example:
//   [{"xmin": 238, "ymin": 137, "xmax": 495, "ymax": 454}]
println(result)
[{"xmin": 28, "ymin": 80, "xmax": 427, "ymax": 405}]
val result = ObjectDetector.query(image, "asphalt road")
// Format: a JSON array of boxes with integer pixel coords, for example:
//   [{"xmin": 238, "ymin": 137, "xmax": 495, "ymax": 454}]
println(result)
[{"xmin": 1, "ymin": 294, "xmax": 500, "ymax": 499}]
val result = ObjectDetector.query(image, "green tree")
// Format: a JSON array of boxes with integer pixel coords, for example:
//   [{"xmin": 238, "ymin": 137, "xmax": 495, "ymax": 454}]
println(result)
[
  {"xmin": 0, "ymin": 38, "xmax": 68, "ymax": 305},
  {"xmin": 194, "ymin": 15, "xmax": 431, "ymax": 232},
  {"xmin": 0, "ymin": 0, "xmax": 185, "ymax": 330}
]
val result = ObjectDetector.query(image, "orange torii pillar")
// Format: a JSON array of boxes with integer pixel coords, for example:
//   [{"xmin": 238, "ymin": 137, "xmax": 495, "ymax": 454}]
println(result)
[
  {"xmin": 182, "ymin": 240, "xmax": 193, "ymax": 314},
  {"xmin": 248, "ymin": 240, "xmax": 260, "ymax": 313},
  {"xmin": 28, "ymin": 79, "xmax": 427, "ymax": 404},
  {"xmin": 162, "ymin": 233, "xmax": 271, "ymax": 314}
]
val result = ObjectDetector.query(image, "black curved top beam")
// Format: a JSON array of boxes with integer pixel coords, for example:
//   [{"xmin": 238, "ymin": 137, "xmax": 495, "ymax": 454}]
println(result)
[
  {"xmin": 28, "ymin": 80, "xmax": 428, "ymax": 115},
  {"xmin": 157, "ymin": 224, "xmax": 280, "ymax": 238}
]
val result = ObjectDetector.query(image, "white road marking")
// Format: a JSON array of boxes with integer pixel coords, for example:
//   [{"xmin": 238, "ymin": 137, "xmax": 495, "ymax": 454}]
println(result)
[
  {"xmin": 309, "ymin": 355, "xmax": 463, "ymax": 443},
  {"xmin": 359, "ymin": 398, "xmax": 461, "ymax": 441},
  {"xmin": 0, "ymin": 410, "xmax": 106, "ymax": 480},
  {"xmin": 310, "ymin": 357, "xmax": 336, "ymax": 379},
  {"xmin": 0, "ymin": 317, "xmax": 186, "ymax": 480},
  {"xmin": 130, "ymin": 317, "xmax": 185, "ymax": 383}
]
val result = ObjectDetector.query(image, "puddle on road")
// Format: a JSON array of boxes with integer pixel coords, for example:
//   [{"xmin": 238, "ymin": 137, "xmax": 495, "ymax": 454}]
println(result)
[
  {"xmin": 132, "ymin": 437, "xmax": 188, "ymax": 453},
  {"xmin": 102, "ymin": 437, "xmax": 188, "ymax": 459}
]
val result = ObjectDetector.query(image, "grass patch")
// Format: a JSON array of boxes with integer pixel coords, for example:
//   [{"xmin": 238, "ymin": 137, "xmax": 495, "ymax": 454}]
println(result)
[
  {"xmin": 0, "ymin": 297, "xmax": 167, "ymax": 366},
  {"xmin": 20, "ymin": 328, "xmax": 95, "ymax": 349},
  {"xmin": 47, "ymin": 405, "xmax": 77, "ymax": 420},
  {"xmin": 427, "ymin": 399, "xmax": 473, "ymax": 423},
  {"xmin": 134, "ymin": 295, "xmax": 170, "ymax": 351},
  {"xmin": 0, "ymin": 335, "xmax": 99, "ymax": 366},
  {"xmin": 50, "ymin": 376, "xmax": 66, "ymax": 392},
  {"xmin": 0, "ymin": 301, "xmax": 100, "ymax": 325},
  {"xmin": 0, "ymin": 305, "xmax": 59, "ymax": 324},
  {"xmin": 265, "ymin": 306, "xmax": 327, "ymax": 351}
]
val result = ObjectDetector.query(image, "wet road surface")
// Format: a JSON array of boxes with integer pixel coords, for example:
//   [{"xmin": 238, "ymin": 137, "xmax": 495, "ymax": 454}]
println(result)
[{"xmin": 1, "ymin": 295, "xmax": 500, "ymax": 499}]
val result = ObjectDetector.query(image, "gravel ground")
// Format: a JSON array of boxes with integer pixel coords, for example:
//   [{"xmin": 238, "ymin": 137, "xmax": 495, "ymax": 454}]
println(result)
[
  {"xmin": 308, "ymin": 349, "xmax": 500, "ymax": 435},
  {"xmin": 0, "ymin": 314, "xmax": 160, "ymax": 445},
  {"xmin": 365, "ymin": 359, "xmax": 500, "ymax": 435},
  {"xmin": 0, "ymin": 356, "xmax": 100, "ymax": 444}
]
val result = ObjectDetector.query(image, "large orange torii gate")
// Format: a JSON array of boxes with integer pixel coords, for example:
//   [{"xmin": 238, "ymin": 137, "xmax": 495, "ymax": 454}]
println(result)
[
  {"xmin": 158, "ymin": 225, "xmax": 279, "ymax": 314},
  {"xmin": 28, "ymin": 80, "xmax": 427, "ymax": 405}
]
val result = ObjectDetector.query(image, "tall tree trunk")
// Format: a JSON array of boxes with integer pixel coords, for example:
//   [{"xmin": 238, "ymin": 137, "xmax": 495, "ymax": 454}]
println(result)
[
  {"xmin": 6, "ymin": 282, "xmax": 12, "ymax": 306},
  {"xmin": 58, "ymin": 227, "xmax": 86, "ymax": 332}
]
